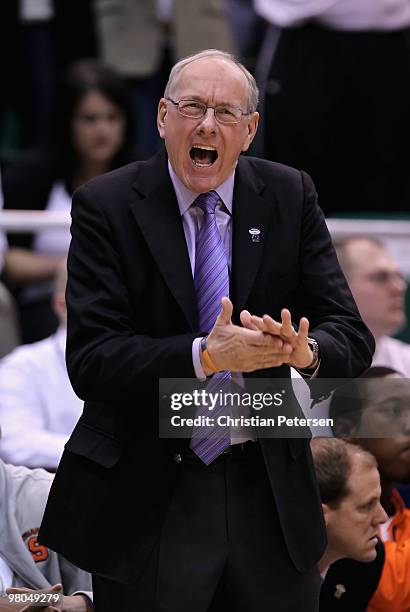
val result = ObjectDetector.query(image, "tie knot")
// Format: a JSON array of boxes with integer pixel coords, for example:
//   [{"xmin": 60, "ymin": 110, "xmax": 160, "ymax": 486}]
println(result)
[{"xmin": 194, "ymin": 191, "xmax": 220, "ymax": 214}]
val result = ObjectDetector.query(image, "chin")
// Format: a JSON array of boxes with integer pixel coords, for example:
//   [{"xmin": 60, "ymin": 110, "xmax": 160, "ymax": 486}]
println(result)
[
  {"xmin": 185, "ymin": 174, "xmax": 218, "ymax": 193},
  {"xmin": 355, "ymin": 547, "xmax": 377, "ymax": 563}
]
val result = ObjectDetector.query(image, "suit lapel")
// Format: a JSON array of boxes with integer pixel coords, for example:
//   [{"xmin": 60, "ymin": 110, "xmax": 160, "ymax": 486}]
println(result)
[
  {"xmin": 130, "ymin": 150, "xmax": 198, "ymax": 330},
  {"xmin": 231, "ymin": 157, "xmax": 274, "ymax": 316}
]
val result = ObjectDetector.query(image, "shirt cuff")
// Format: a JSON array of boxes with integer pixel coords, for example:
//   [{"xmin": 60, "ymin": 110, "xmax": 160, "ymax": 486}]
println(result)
[
  {"xmin": 296, "ymin": 358, "xmax": 321, "ymax": 379},
  {"xmin": 192, "ymin": 337, "xmax": 207, "ymax": 380},
  {"xmin": 72, "ymin": 591, "xmax": 93, "ymax": 607}
]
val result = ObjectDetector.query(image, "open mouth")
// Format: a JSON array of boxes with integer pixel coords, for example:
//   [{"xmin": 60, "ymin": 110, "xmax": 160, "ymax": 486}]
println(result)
[{"xmin": 190, "ymin": 146, "xmax": 218, "ymax": 167}]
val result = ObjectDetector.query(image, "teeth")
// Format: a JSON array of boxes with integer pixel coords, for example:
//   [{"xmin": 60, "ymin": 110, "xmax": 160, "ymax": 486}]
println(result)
[
  {"xmin": 193, "ymin": 145, "xmax": 216, "ymax": 151},
  {"xmin": 193, "ymin": 160, "xmax": 212, "ymax": 167}
]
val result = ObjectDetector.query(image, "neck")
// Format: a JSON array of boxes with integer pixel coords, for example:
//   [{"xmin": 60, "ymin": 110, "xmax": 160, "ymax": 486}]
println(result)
[
  {"xmin": 368, "ymin": 325, "xmax": 384, "ymax": 342},
  {"xmin": 318, "ymin": 549, "xmax": 342, "ymax": 574}
]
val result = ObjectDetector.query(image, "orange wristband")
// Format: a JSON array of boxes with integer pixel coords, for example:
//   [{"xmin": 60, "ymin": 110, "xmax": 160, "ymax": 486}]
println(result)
[{"xmin": 200, "ymin": 337, "xmax": 219, "ymax": 373}]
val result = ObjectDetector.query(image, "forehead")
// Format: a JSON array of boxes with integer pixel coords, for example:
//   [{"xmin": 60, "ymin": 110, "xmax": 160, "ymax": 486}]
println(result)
[
  {"xmin": 75, "ymin": 90, "xmax": 116, "ymax": 112},
  {"xmin": 171, "ymin": 57, "xmax": 249, "ymax": 105},
  {"xmin": 344, "ymin": 458, "xmax": 380, "ymax": 505},
  {"xmin": 347, "ymin": 240, "xmax": 398, "ymax": 277},
  {"xmin": 362, "ymin": 377, "xmax": 410, "ymax": 410}
]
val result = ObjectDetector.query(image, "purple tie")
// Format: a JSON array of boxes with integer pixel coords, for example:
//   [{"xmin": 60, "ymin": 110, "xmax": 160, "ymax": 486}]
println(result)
[{"xmin": 190, "ymin": 191, "xmax": 231, "ymax": 464}]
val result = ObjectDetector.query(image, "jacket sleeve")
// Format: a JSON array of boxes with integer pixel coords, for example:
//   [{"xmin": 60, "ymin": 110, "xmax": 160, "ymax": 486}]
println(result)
[
  {"xmin": 66, "ymin": 182, "xmax": 197, "ymax": 403},
  {"xmin": 295, "ymin": 170, "xmax": 374, "ymax": 381}
]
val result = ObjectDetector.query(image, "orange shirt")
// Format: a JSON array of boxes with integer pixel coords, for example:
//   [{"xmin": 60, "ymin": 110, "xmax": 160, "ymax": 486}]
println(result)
[{"xmin": 368, "ymin": 490, "xmax": 410, "ymax": 612}]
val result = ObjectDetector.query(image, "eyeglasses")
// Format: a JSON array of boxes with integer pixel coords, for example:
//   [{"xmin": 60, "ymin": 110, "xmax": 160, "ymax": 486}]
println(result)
[
  {"xmin": 363, "ymin": 271, "xmax": 406, "ymax": 286},
  {"xmin": 165, "ymin": 97, "xmax": 252, "ymax": 124}
]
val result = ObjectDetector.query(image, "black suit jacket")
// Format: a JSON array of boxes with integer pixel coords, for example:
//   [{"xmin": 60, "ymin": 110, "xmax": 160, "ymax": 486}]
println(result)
[{"xmin": 39, "ymin": 150, "xmax": 374, "ymax": 583}]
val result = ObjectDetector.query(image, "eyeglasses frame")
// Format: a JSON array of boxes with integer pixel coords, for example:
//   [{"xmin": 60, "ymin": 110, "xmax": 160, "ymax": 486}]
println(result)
[{"xmin": 165, "ymin": 97, "xmax": 253, "ymax": 124}]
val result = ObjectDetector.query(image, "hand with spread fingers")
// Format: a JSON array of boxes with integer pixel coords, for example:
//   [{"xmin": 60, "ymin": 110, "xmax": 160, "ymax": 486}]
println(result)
[
  {"xmin": 240, "ymin": 308, "xmax": 315, "ymax": 370},
  {"xmin": 202, "ymin": 297, "xmax": 295, "ymax": 374}
]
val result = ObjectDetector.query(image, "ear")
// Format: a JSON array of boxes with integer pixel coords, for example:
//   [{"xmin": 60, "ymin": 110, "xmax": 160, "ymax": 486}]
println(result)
[
  {"xmin": 241, "ymin": 111, "xmax": 259, "ymax": 152},
  {"xmin": 322, "ymin": 503, "xmax": 331, "ymax": 526},
  {"xmin": 157, "ymin": 98, "xmax": 167, "ymax": 139}
]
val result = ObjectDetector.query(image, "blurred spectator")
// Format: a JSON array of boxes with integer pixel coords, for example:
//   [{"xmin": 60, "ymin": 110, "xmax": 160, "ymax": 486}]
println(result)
[
  {"xmin": 255, "ymin": 0, "xmax": 410, "ymax": 215},
  {"xmin": 330, "ymin": 367, "xmax": 410, "ymax": 612},
  {"xmin": 0, "ymin": 171, "xmax": 20, "ymax": 358},
  {"xmin": 2, "ymin": 60, "xmax": 138, "ymax": 343},
  {"xmin": 311, "ymin": 437, "xmax": 387, "ymax": 611},
  {"xmin": 0, "ymin": 261, "xmax": 82, "ymax": 470},
  {"xmin": 225, "ymin": 0, "xmax": 267, "ymax": 72},
  {"xmin": 335, "ymin": 237, "xmax": 410, "ymax": 376},
  {"xmin": 0, "ymin": 448, "xmax": 92, "ymax": 611},
  {"xmin": 94, "ymin": 0, "xmax": 236, "ymax": 156}
]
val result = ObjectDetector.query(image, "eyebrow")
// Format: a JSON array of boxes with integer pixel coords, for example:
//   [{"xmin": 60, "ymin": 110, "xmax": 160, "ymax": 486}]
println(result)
[
  {"xmin": 359, "ymin": 494, "xmax": 380, "ymax": 508},
  {"xmin": 178, "ymin": 95, "xmax": 240, "ymax": 107}
]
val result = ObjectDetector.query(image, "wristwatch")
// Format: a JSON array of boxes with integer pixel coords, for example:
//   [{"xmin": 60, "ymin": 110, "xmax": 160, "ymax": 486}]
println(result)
[{"xmin": 307, "ymin": 337, "xmax": 320, "ymax": 370}]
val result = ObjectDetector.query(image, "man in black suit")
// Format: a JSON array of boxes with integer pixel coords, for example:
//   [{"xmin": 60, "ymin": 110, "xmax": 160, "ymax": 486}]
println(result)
[{"xmin": 39, "ymin": 49, "xmax": 374, "ymax": 611}]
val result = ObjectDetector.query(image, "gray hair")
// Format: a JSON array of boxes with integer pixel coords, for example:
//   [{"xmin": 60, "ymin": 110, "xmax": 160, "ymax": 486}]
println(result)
[{"xmin": 164, "ymin": 49, "xmax": 259, "ymax": 113}]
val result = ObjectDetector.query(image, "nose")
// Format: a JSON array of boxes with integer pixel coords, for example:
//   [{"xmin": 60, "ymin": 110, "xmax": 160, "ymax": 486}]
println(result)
[
  {"xmin": 400, "ymin": 409, "xmax": 410, "ymax": 435},
  {"xmin": 391, "ymin": 273, "xmax": 406, "ymax": 295},
  {"xmin": 197, "ymin": 108, "xmax": 218, "ymax": 134},
  {"xmin": 374, "ymin": 502, "xmax": 388, "ymax": 526}
]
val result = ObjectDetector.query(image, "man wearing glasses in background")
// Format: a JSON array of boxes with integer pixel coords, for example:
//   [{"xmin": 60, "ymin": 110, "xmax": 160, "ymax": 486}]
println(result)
[
  {"xmin": 39, "ymin": 50, "xmax": 373, "ymax": 611},
  {"xmin": 335, "ymin": 237, "xmax": 410, "ymax": 377}
]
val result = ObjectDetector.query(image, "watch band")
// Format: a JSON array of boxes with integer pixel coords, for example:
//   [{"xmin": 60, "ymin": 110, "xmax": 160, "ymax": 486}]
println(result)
[{"xmin": 307, "ymin": 337, "xmax": 320, "ymax": 370}]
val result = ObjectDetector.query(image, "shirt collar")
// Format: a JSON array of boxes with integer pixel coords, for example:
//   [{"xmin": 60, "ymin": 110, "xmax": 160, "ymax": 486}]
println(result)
[{"xmin": 167, "ymin": 159, "xmax": 234, "ymax": 215}]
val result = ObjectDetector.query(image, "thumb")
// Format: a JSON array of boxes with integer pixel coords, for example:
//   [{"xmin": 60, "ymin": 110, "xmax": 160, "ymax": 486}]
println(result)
[{"xmin": 216, "ymin": 296, "xmax": 233, "ymax": 326}]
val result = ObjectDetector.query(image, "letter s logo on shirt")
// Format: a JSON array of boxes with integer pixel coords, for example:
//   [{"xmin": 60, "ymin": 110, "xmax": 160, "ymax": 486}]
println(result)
[
  {"xmin": 22, "ymin": 528, "xmax": 49, "ymax": 563},
  {"xmin": 27, "ymin": 536, "xmax": 49, "ymax": 562}
]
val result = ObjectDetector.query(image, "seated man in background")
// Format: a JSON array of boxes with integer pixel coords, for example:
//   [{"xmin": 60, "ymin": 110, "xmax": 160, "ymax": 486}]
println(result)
[
  {"xmin": 0, "ymin": 429, "xmax": 92, "ymax": 612},
  {"xmin": 330, "ymin": 366, "xmax": 410, "ymax": 612},
  {"xmin": 334, "ymin": 237, "xmax": 410, "ymax": 376},
  {"xmin": 311, "ymin": 437, "xmax": 387, "ymax": 611},
  {"xmin": 0, "ymin": 261, "xmax": 82, "ymax": 470}
]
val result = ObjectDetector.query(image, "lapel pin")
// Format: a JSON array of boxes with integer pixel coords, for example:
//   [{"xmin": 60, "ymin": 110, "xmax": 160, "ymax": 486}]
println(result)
[
  {"xmin": 249, "ymin": 228, "xmax": 261, "ymax": 243},
  {"xmin": 334, "ymin": 584, "xmax": 346, "ymax": 599}
]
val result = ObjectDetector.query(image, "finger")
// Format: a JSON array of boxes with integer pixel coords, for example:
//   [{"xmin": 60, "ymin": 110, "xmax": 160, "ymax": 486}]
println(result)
[
  {"xmin": 296, "ymin": 317, "xmax": 310, "ymax": 344},
  {"xmin": 216, "ymin": 296, "xmax": 233, "ymax": 326},
  {"xmin": 280, "ymin": 309, "xmax": 295, "ymax": 339},
  {"xmin": 250, "ymin": 315, "xmax": 281, "ymax": 336},
  {"xmin": 239, "ymin": 310, "xmax": 259, "ymax": 331},
  {"xmin": 249, "ymin": 315, "xmax": 266, "ymax": 332},
  {"xmin": 261, "ymin": 314, "xmax": 282, "ymax": 335}
]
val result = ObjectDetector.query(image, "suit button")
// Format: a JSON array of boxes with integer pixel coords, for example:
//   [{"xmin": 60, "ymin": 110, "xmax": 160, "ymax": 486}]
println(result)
[{"xmin": 173, "ymin": 453, "xmax": 182, "ymax": 464}]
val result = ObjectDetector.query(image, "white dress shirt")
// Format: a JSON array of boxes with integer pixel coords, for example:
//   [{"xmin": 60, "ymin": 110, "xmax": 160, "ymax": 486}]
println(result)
[
  {"xmin": 33, "ymin": 181, "xmax": 71, "ymax": 256},
  {"xmin": 373, "ymin": 335, "xmax": 410, "ymax": 377},
  {"xmin": 0, "ymin": 327, "xmax": 83, "ymax": 469},
  {"xmin": 254, "ymin": 0, "xmax": 410, "ymax": 30}
]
